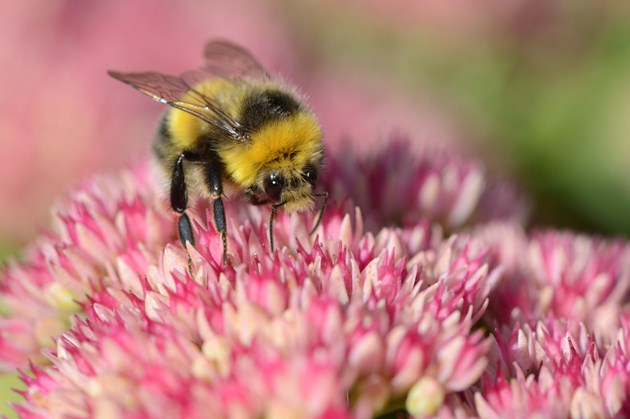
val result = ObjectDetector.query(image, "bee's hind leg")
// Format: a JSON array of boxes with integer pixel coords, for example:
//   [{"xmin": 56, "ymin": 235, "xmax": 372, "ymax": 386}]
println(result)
[
  {"xmin": 177, "ymin": 214, "xmax": 194, "ymax": 246},
  {"xmin": 204, "ymin": 151, "xmax": 228, "ymax": 265},
  {"xmin": 171, "ymin": 154, "xmax": 194, "ymax": 245},
  {"xmin": 170, "ymin": 153, "xmax": 195, "ymax": 275}
]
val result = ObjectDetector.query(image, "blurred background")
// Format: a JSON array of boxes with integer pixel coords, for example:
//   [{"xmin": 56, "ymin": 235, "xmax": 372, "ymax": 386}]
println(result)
[{"xmin": 2, "ymin": 0, "xmax": 630, "ymax": 414}]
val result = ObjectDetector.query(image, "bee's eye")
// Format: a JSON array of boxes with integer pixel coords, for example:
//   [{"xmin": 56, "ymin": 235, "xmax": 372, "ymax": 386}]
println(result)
[
  {"xmin": 303, "ymin": 165, "xmax": 318, "ymax": 186},
  {"xmin": 264, "ymin": 173, "xmax": 284, "ymax": 203}
]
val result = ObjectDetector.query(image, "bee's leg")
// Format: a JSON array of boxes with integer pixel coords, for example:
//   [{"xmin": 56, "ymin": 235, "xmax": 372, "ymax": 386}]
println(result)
[
  {"xmin": 310, "ymin": 191, "xmax": 329, "ymax": 235},
  {"xmin": 269, "ymin": 202, "xmax": 283, "ymax": 253},
  {"xmin": 171, "ymin": 153, "xmax": 195, "ymax": 247},
  {"xmin": 171, "ymin": 153, "xmax": 195, "ymax": 276},
  {"xmin": 205, "ymin": 152, "xmax": 228, "ymax": 265}
]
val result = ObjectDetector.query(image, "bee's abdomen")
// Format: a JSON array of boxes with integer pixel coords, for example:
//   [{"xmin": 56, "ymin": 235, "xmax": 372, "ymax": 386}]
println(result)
[{"xmin": 240, "ymin": 90, "xmax": 301, "ymax": 132}]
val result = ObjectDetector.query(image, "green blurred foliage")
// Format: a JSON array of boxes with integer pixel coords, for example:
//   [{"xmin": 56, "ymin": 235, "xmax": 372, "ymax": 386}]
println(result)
[
  {"xmin": 0, "ymin": 241, "xmax": 19, "ymax": 317},
  {"xmin": 0, "ymin": 245, "xmax": 21, "ymax": 418},
  {"xmin": 0, "ymin": 374, "xmax": 22, "ymax": 418},
  {"xmin": 0, "ymin": 243, "xmax": 18, "ymax": 267},
  {"xmin": 280, "ymin": 0, "xmax": 630, "ymax": 237}
]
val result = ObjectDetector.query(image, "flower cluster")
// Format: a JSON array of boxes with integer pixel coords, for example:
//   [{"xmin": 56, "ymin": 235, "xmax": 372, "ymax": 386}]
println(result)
[
  {"xmin": 480, "ymin": 224, "xmax": 630, "ymax": 344},
  {"xmin": 323, "ymin": 140, "xmax": 527, "ymax": 233},
  {"xmin": 477, "ymin": 315, "xmax": 630, "ymax": 417},
  {"xmin": 2, "ymin": 140, "xmax": 630, "ymax": 417},
  {"xmin": 0, "ymin": 164, "xmax": 173, "ymax": 370}
]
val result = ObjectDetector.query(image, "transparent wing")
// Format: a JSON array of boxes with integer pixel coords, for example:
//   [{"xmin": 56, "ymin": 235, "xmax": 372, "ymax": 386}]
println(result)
[
  {"xmin": 203, "ymin": 39, "xmax": 269, "ymax": 79},
  {"xmin": 108, "ymin": 70, "xmax": 246, "ymax": 140}
]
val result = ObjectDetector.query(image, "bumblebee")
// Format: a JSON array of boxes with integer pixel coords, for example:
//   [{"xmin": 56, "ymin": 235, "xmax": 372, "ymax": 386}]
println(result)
[{"xmin": 109, "ymin": 40, "xmax": 327, "ymax": 264}]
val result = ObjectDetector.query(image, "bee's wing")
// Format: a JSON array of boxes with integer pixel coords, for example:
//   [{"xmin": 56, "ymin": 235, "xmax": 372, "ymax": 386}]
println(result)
[
  {"xmin": 108, "ymin": 70, "xmax": 246, "ymax": 140},
  {"xmin": 203, "ymin": 39, "xmax": 269, "ymax": 79}
]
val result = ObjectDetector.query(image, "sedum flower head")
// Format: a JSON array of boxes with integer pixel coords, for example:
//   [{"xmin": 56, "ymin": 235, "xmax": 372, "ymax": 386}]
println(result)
[
  {"xmin": 526, "ymin": 232, "xmax": 630, "ymax": 337},
  {"xmin": 17, "ymin": 235, "xmax": 493, "ymax": 417},
  {"xmin": 0, "ymin": 164, "xmax": 173, "ymax": 369},
  {"xmin": 477, "ymin": 315, "xmax": 630, "ymax": 418},
  {"xmin": 481, "ymin": 226, "xmax": 630, "ymax": 345},
  {"xmin": 323, "ymin": 140, "xmax": 528, "ymax": 233},
  {"xmin": 2, "ymin": 142, "xmax": 518, "ymax": 417},
  {"xmin": 4, "ymin": 139, "xmax": 630, "ymax": 417}
]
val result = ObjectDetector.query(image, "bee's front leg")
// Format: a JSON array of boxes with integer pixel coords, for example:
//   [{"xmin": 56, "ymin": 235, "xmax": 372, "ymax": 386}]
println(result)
[
  {"xmin": 171, "ymin": 153, "xmax": 195, "ymax": 247},
  {"xmin": 205, "ymin": 151, "xmax": 228, "ymax": 265}
]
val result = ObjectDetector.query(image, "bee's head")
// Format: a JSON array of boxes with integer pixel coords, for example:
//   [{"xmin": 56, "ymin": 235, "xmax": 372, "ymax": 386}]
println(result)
[
  {"xmin": 225, "ymin": 90, "xmax": 325, "ymax": 211},
  {"xmin": 261, "ymin": 163, "xmax": 319, "ymax": 212}
]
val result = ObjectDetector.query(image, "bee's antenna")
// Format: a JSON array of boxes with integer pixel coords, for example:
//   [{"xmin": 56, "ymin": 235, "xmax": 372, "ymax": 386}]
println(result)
[
  {"xmin": 309, "ymin": 191, "xmax": 328, "ymax": 235},
  {"xmin": 269, "ymin": 201, "xmax": 286, "ymax": 253}
]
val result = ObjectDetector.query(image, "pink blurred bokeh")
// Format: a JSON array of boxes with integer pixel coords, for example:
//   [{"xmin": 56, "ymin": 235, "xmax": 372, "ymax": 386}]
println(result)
[
  {"xmin": 0, "ymin": 0, "xmax": 467, "ymax": 243},
  {"xmin": 0, "ymin": 0, "xmax": 297, "ymax": 241}
]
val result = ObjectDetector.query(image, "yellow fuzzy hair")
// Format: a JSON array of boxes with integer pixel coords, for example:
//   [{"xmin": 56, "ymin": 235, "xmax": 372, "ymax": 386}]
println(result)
[
  {"xmin": 167, "ymin": 79, "xmax": 244, "ymax": 150},
  {"xmin": 220, "ymin": 112, "xmax": 322, "ymax": 187}
]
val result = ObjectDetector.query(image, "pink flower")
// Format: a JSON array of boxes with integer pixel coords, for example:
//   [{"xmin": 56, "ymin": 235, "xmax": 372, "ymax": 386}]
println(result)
[
  {"xmin": 481, "ymin": 228, "xmax": 630, "ymax": 345},
  {"xmin": 0, "ymin": 163, "xmax": 173, "ymax": 369},
  {"xmin": 2, "ymin": 142, "xmax": 514, "ymax": 417},
  {"xmin": 527, "ymin": 232, "xmax": 630, "ymax": 328},
  {"xmin": 477, "ymin": 315, "xmax": 630, "ymax": 417},
  {"xmin": 323, "ymin": 140, "xmax": 527, "ymax": 233},
  {"xmin": 18, "ymin": 246, "xmax": 490, "ymax": 417},
  {"xmin": 8, "ymin": 135, "xmax": 630, "ymax": 417}
]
